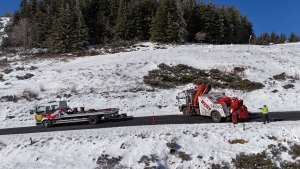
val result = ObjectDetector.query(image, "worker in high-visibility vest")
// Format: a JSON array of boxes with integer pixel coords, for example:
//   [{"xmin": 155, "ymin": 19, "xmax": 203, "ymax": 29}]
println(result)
[{"xmin": 261, "ymin": 105, "xmax": 269, "ymax": 124}]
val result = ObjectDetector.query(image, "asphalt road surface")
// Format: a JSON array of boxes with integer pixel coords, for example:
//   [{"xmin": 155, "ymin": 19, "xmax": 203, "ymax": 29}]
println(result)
[{"xmin": 0, "ymin": 111, "xmax": 299, "ymax": 136}]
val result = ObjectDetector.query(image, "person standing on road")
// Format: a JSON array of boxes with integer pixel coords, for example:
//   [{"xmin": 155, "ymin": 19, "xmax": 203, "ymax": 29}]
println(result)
[{"xmin": 261, "ymin": 105, "xmax": 269, "ymax": 124}]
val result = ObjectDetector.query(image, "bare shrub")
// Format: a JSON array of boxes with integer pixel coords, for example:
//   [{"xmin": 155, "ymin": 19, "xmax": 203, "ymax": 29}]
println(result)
[
  {"xmin": 0, "ymin": 141, "xmax": 7, "ymax": 150},
  {"xmin": 267, "ymin": 135, "xmax": 278, "ymax": 141},
  {"xmin": 22, "ymin": 88, "xmax": 38, "ymax": 101},
  {"xmin": 211, "ymin": 162, "xmax": 231, "ymax": 169},
  {"xmin": 294, "ymin": 73, "xmax": 299, "ymax": 80},
  {"xmin": 70, "ymin": 84, "xmax": 78, "ymax": 93},
  {"xmin": 231, "ymin": 151, "xmax": 275, "ymax": 168},
  {"xmin": 16, "ymin": 73, "xmax": 34, "ymax": 80},
  {"xmin": 195, "ymin": 32, "xmax": 206, "ymax": 42},
  {"xmin": 8, "ymin": 18, "xmax": 33, "ymax": 49},
  {"xmin": 0, "ymin": 60, "xmax": 10, "ymax": 70},
  {"xmin": 0, "ymin": 95, "xmax": 18, "ymax": 102},
  {"xmin": 39, "ymin": 83, "xmax": 45, "ymax": 92},
  {"xmin": 283, "ymin": 84, "xmax": 294, "ymax": 89},
  {"xmin": 96, "ymin": 154, "xmax": 122, "ymax": 168},
  {"xmin": 288, "ymin": 143, "xmax": 300, "ymax": 160},
  {"xmin": 0, "ymin": 74, "xmax": 4, "ymax": 82},
  {"xmin": 232, "ymin": 67, "xmax": 246, "ymax": 78},
  {"xmin": 138, "ymin": 155, "xmax": 151, "ymax": 167},
  {"xmin": 15, "ymin": 66, "xmax": 25, "ymax": 71},
  {"xmin": 3, "ymin": 68, "xmax": 13, "ymax": 74},
  {"xmin": 280, "ymin": 160, "xmax": 300, "ymax": 169},
  {"xmin": 29, "ymin": 66, "xmax": 38, "ymax": 70},
  {"xmin": 273, "ymin": 72, "xmax": 286, "ymax": 81},
  {"xmin": 166, "ymin": 139, "xmax": 177, "ymax": 149},
  {"xmin": 177, "ymin": 151, "xmax": 191, "ymax": 163},
  {"xmin": 89, "ymin": 87, "xmax": 95, "ymax": 93}
]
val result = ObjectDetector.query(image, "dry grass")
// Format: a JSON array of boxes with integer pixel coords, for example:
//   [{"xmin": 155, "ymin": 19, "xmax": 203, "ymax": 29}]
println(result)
[
  {"xmin": 267, "ymin": 135, "xmax": 278, "ymax": 141},
  {"xmin": 228, "ymin": 139, "xmax": 246, "ymax": 144},
  {"xmin": 39, "ymin": 83, "xmax": 45, "ymax": 92},
  {"xmin": 22, "ymin": 88, "xmax": 38, "ymax": 101},
  {"xmin": 0, "ymin": 60, "xmax": 10, "ymax": 70}
]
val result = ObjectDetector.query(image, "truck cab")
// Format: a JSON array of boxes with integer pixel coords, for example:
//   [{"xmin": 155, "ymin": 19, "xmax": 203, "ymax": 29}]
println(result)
[
  {"xmin": 33, "ymin": 101, "xmax": 68, "ymax": 125},
  {"xmin": 176, "ymin": 89, "xmax": 195, "ymax": 112}
]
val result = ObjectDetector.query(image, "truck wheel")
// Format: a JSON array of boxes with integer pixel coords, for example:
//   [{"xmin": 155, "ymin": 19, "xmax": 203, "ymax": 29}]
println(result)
[
  {"xmin": 88, "ymin": 116, "xmax": 98, "ymax": 125},
  {"xmin": 182, "ymin": 108, "xmax": 191, "ymax": 116},
  {"xmin": 42, "ymin": 120, "xmax": 51, "ymax": 128},
  {"xmin": 211, "ymin": 111, "xmax": 222, "ymax": 123}
]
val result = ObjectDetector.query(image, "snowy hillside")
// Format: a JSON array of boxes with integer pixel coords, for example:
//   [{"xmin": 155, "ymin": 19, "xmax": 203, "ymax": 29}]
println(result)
[
  {"xmin": 0, "ymin": 42, "xmax": 300, "ymax": 168},
  {"xmin": 0, "ymin": 42, "xmax": 300, "ymax": 128}
]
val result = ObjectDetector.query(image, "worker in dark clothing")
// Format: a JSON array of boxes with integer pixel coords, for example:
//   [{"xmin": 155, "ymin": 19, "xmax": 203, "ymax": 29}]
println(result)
[{"xmin": 261, "ymin": 105, "xmax": 269, "ymax": 124}]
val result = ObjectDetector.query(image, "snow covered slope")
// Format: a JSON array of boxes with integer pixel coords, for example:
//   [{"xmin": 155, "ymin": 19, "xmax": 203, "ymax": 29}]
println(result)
[{"xmin": 0, "ymin": 42, "xmax": 300, "ymax": 128}]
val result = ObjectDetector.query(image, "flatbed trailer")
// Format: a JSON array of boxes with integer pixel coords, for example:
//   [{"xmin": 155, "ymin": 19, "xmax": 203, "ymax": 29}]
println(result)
[{"xmin": 31, "ymin": 101, "xmax": 126, "ymax": 128}]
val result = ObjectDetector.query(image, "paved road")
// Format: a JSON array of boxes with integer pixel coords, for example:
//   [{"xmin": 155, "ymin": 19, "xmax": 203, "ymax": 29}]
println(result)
[{"xmin": 0, "ymin": 111, "xmax": 299, "ymax": 136}]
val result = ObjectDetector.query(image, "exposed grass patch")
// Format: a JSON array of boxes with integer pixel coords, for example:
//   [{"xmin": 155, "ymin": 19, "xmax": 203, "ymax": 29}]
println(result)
[
  {"xmin": 211, "ymin": 162, "xmax": 231, "ymax": 169},
  {"xmin": 273, "ymin": 72, "xmax": 286, "ymax": 80},
  {"xmin": 177, "ymin": 151, "xmax": 191, "ymax": 163},
  {"xmin": 166, "ymin": 139, "xmax": 178, "ymax": 149},
  {"xmin": 0, "ymin": 60, "xmax": 10, "ymax": 70},
  {"xmin": 70, "ymin": 84, "xmax": 78, "ymax": 93},
  {"xmin": 21, "ymin": 88, "xmax": 39, "ymax": 101},
  {"xmin": 280, "ymin": 161, "xmax": 300, "ymax": 169},
  {"xmin": 39, "ymin": 83, "xmax": 45, "ymax": 92},
  {"xmin": 96, "ymin": 154, "xmax": 122, "ymax": 168},
  {"xmin": 15, "ymin": 66, "xmax": 25, "ymax": 71},
  {"xmin": 0, "ymin": 95, "xmax": 18, "ymax": 102},
  {"xmin": 267, "ymin": 135, "xmax": 278, "ymax": 141},
  {"xmin": 143, "ymin": 63, "xmax": 264, "ymax": 91},
  {"xmin": 231, "ymin": 151, "xmax": 276, "ymax": 168},
  {"xmin": 228, "ymin": 139, "xmax": 246, "ymax": 144},
  {"xmin": 0, "ymin": 74, "xmax": 4, "ymax": 82},
  {"xmin": 3, "ymin": 68, "xmax": 13, "ymax": 74},
  {"xmin": 16, "ymin": 73, "xmax": 34, "ymax": 80},
  {"xmin": 288, "ymin": 143, "xmax": 300, "ymax": 160},
  {"xmin": 283, "ymin": 84, "xmax": 294, "ymax": 89},
  {"xmin": 138, "ymin": 155, "xmax": 152, "ymax": 167},
  {"xmin": 29, "ymin": 66, "xmax": 38, "ymax": 70}
]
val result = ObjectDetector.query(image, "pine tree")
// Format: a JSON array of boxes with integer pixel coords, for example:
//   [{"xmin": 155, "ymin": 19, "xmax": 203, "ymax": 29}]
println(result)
[
  {"xmin": 150, "ymin": 0, "xmax": 180, "ymax": 43},
  {"xmin": 114, "ymin": 0, "xmax": 132, "ymax": 40},
  {"xmin": 288, "ymin": 32, "xmax": 300, "ymax": 42},
  {"xmin": 279, "ymin": 33, "xmax": 286, "ymax": 43},
  {"xmin": 261, "ymin": 32, "xmax": 270, "ymax": 45},
  {"xmin": 54, "ymin": 3, "xmax": 76, "ymax": 53},
  {"xmin": 269, "ymin": 31, "xmax": 278, "ymax": 44},
  {"xmin": 71, "ymin": 0, "xmax": 89, "ymax": 51},
  {"xmin": 184, "ymin": 0, "xmax": 198, "ymax": 42}
]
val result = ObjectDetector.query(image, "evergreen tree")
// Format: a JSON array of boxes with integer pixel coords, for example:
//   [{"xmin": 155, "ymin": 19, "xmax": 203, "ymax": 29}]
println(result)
[
  {"xmin": 54, "ymin": 3, "xmax": 76, "ymax": 52},
  {"xmin": 269, "ymin": 31, "xmax": 278, "ymax": 44},
  {"xmin": 183, "ymin": 0, "xmax": 197, "ymax": 42},
  {"xmin": 114, "ymin": 0, "xmax": 132, "ymax": 40},
  {"xmin": 288, "ymin": 32, "xmax": 300, "ymax": 42},
  {"xmin": 279, "ymin": 33, "xmax": 286, "ymax": 43},
  {"xmin": 261, "ymin": 32, "xmax": 270, "ymax": 45},
  {"xmin": 71, "ymin": 0, "xmax": 89, "ymax": 51},
  {"xmin": 150, "ymin": 0, "xmax": 180, "ymax": 43},
  {"xmin": 2, "ymin": 0, "xmax": 256, "ymax": 52}
]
